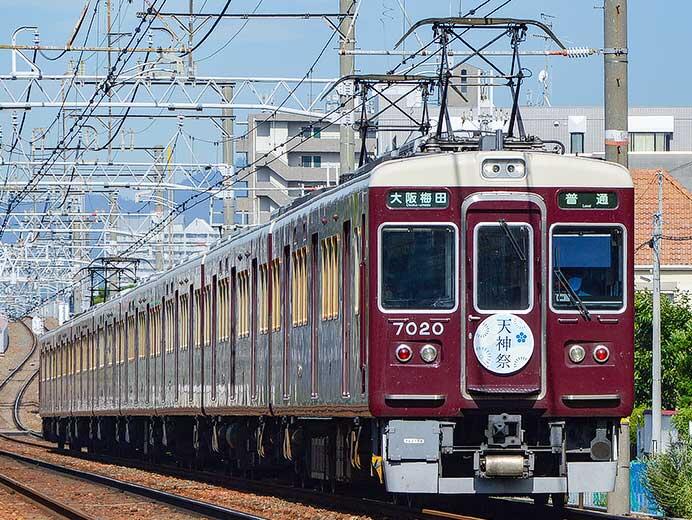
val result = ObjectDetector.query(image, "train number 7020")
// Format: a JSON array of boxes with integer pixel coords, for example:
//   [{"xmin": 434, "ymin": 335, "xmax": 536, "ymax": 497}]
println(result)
[{"xmin": 392, "ymin": 321, "xmax": 445, "ymax": 336}]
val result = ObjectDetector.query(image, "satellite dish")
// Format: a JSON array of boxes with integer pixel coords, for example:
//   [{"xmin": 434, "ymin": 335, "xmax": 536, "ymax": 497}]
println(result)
[{"xmin": 538, "ymin": 69, "xmax": 548, "ymax": 84}]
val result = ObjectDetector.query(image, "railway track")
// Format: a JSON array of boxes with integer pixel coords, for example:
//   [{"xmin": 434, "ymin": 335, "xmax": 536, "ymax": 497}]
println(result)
[
  {"xmin": 0, "ymin": 433, "xmax": 634, "ymax": 520},
  {"xmin": 0, "ymin": 446, "xmax": 265, "ymax": 520},
  {"xmin": 1, "ymin": 319, "xmax": 42, "ymax": 435}
]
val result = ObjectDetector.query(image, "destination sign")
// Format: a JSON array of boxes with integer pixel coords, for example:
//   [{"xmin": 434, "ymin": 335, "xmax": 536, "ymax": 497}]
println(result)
[
  {"xmin": 558, "ymin": 191, "xmax": 618, "ymax": 209},
  {"xmin": 387, "ymin": 190, "xmax": 449, "ymax": 209}
]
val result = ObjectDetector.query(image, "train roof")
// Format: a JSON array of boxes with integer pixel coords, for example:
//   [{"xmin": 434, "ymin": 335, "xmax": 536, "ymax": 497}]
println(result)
[{"xmin": 366, "ymin": 150, "xmax": 632, "ymax": 189}]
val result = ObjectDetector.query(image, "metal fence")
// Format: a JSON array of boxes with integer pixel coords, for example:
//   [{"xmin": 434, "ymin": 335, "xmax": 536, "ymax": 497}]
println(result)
[{"xmin": 568, "ymin": 462, "xmax": 663, "ymax": 516}]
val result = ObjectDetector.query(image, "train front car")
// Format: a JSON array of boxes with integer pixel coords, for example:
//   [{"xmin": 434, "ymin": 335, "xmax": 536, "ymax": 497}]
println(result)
[{"xmin": 368, "ymin": 150, "xmax": 633, "ymax": 499}]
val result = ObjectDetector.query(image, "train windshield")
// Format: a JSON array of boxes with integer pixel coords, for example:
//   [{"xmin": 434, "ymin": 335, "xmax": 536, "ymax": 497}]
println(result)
[
  {"xmin": 380, "ymin": 225, "xmax": 455, "ymax": 310},
  {"xmin": 474, "ymin": 222, "xmax": 533, "ymax": 312},
  {"xmin": 552, "ymin": 226, "xmax": 625, "ymax": 311}
]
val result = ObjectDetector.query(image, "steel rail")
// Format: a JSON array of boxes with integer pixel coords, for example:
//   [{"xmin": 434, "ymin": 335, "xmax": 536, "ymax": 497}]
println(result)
[
  {"xmin": 0, "ymin": 470, "xmax": 98, "ymax": 520},
  {"xmin": 12, "ymin": 369, "xmax": 42, "ymax": 437},
  {"xmin": 0, "ymin": 320, "xmax": 38, "ymax": 396},
  {"xmin": 0, "ymin": 448, "xmax": 265, "ymax": 520}
]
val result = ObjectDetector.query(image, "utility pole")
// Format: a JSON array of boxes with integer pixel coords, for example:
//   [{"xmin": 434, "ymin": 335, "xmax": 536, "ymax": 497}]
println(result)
[
  {"xmin": 339, "ymin": 0, "xmax": 356, "ymax": 175},
  {"xmin": 222, "ymin": 85, "xmax": 236, "ymax": 237},
  {"xmin": 652, "ymin": 169, "xmax": 664, "ymax": 453},
  {"xmin": 603, "ymin": 0, "xmax": 628, "ymax": 167}
]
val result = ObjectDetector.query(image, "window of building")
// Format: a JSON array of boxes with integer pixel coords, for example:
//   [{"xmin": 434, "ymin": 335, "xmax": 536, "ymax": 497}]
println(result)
[
  {"xmin": 291, "ymin": 247, "xmax": 308, "ymax": 326},
  {"xmin": 301, "ymin": 155, "xmax": 322, "ymax": 168},
  {"xmin": 234, "ymin": 212, "xmax": 250, "ymax": 225},
  {"xmin": 570, "ymin": 132, "xmax": 585, "ymax": 154},
  {"xmin": 320, "ymin": 235, "xmax": 340, "ymax": 321},
  {"xmin": 301, "ymin": 126, "xmax": 321, "ymax": 139},
  {"xmin": 237, "ymin": 271, "xmax": 251, "ymax": 337},
  {"xmin": 235, "ymin": 181, "xmax": 248, "ymax": 198},
  {"xmin": 629, "ymin": 132, "xmax": 672, "ymax": 152},
  {"xmin": 460, "ymin": 68, "xmax": 468, "ymax": 94},
  {"xmin": 234, "ymin": 152, "xmax": 248, "ymax": 168},
  {"xmin": 475, "ymin": 223, "xmax": 532, "ymax": 312}
]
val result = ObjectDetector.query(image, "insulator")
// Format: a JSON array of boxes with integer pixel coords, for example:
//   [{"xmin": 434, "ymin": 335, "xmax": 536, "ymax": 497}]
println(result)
[{"xmin": 564, "ymin": 47, "xmax": 595, "ymax": 58}]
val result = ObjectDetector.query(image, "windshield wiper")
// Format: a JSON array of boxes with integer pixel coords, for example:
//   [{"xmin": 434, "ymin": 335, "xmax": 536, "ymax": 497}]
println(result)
[
  {"xmin": 553, "ymin": 267, "xmax": 591, "ymax": 321},
  {"xmin": 498, "ymin": 219, "xmax": 526, "ymax": 261}
]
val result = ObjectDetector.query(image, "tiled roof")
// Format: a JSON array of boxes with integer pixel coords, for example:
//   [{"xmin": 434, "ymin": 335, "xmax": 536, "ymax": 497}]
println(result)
[{"xmin": 632, "ymin": 169, "xmax": 692, "ymax": 266}]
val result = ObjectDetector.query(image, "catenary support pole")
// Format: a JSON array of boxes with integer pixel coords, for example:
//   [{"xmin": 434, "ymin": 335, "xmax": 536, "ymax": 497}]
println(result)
[
  {"xmin": 652, "ymin": 169, "xmax": 663, "ymax": 453},
  {"xmin": 339, "ymin": 0, "xmax": 356, "ymax": 175},
  {"xmin": 604, "ymin": 0, "xmax": 628, "ymax": 167},
  {"xmin": 222, "ymin": 85, "xmax": 236, "ymax": 237}
]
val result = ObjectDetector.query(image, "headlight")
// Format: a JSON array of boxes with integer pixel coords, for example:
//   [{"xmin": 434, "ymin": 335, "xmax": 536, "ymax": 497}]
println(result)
[
  {"xmin": 420, "ymin": 344, "xmax": 438, "ymax": 363},
  {"xmin": 593, "ymin": 345, "xmax": 610, "ymax": 363},
  {"xmin": 568, "ymin": 344, "xmax": 586, "ymax": 364},
  {"xmin": 395, "ymin": 344, "xmax": 413, "ymax": 363}
]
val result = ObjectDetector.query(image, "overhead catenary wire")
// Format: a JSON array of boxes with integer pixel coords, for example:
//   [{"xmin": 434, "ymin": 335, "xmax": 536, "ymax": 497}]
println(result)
[
  {"xmin": 0, "ymin": 1, "xmax": 167, "ymax": 239},
  {"xmin": 15, "ymin": 79, "xmax": 393, "ymax": 319}
]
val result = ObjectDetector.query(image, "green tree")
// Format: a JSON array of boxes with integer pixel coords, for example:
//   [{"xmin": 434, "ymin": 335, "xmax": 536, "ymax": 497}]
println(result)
[{"xmin": 634, "ymin": 291, "xmax": 692, "ymax": 409}]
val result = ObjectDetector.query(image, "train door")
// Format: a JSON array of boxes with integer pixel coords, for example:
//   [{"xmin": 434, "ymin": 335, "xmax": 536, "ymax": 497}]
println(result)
[{"xmin": 463, "ymin": 194, "xmax": 545, "ymax": 396}]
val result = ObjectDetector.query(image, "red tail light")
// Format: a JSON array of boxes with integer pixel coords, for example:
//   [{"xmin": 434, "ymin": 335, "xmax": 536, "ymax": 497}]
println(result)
[
  {"xmin": 395, "ymin": 344, "xmax": 413, "ymax": 363},
  {"xmin": 593, "ymin": 345, "xmax": 610, "ymax": 363}
]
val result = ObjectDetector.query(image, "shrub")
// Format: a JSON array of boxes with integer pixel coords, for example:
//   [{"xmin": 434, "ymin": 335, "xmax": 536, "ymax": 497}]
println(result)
[{"xmin": 644, "ymin": 439, "xmax": 692, "ymax": 518}]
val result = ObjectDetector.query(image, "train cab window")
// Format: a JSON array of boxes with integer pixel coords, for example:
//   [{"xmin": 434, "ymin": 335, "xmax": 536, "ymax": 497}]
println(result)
[
  {"xmin": 474, "ymin": 223, "xmax": 533, "ymax": 312},
  {"xmin": 380, "ymin": 225, "xmax": 455, "ymax": 310},
  {"xmin": 551, "ymin": 225, "xmax": 625, "ymax": 311}
]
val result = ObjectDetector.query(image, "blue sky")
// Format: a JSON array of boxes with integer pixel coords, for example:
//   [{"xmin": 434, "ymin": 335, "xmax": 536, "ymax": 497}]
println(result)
[{"xmin": 1, "ymin": 0, "xmax": 688, "ymax": 107}]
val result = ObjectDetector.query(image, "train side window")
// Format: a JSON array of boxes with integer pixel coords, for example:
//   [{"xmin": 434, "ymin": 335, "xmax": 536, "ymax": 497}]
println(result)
[
  {"xmin": 193, "ymin": 290, "xmax": 202, "ymax": 348},
  {"xmin": 179, "ymin": 294, "xmax": 189, "ymax": 350},
  {"xmin": 259, "ymin": 264, "xmax": 269, "ymax": 334},
  {"xmin": 128, "ymin": 316, "xmax": 136, "ymax": 361},
  {"xmin": 320, "ymin": 235, "xmax": 340, "ymax": 320},
  {"xmin": 237, "ymin": 270, "xmax": 251, "ymax": 337},
  {"xmin": 118, "ymin": 321, "xmax": 124, "ymax": 364},
  {"xmin": 474, "ymin": 223, "xmax": 533, "ymax": 312},
  {"xmin": 100, "ymin": 327, "xmax": 106, "ymax": 368},
  {"xmin": 271, "ymin": 258, "xmax": 281, "ymax": 332},
  {"xmin": 291, "ymin": 247, "xmax": 308, "ymax": 327},
  {"xmin": 138, "ymin": 312, "xmax": 147, "ymax": 359},
  {"xmin": 551, "ymin": 225, "xmax": 625, "ymax": 312},
  {"xmin": 353, "ymin": 227, "xmax": 361, "ymax": 316},
  {"xmin": 204, "ymin": 286, "xmax": 212, "ymax": 347},
  {"xmin": 217, "ymin": 278, "xmax": 230, "ymax": 342}
]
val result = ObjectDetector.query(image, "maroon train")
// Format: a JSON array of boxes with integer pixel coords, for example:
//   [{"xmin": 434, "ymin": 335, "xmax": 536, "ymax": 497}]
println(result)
[{"xmin": 40, "ymin": 145, "xmax": 633, "ymax": 502}]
